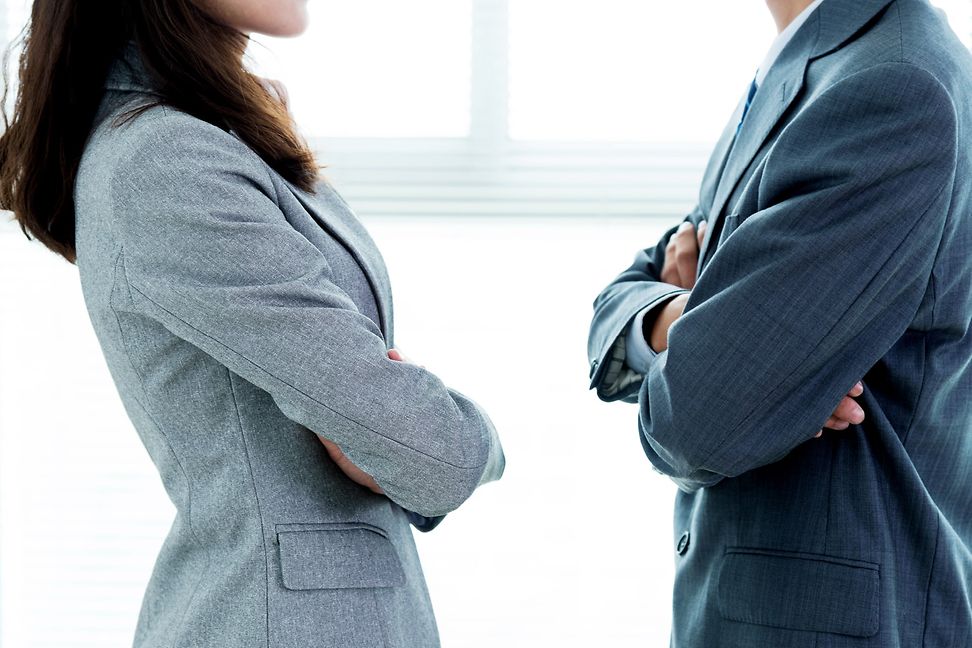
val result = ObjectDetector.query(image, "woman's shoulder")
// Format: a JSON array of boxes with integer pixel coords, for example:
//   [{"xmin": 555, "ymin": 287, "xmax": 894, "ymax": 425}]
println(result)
[{"xmin": 85, "ymin": 94, "xmax": 273, "ymax": 187}]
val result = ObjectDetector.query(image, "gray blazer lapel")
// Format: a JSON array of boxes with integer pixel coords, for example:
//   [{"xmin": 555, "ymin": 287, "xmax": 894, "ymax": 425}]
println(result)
[{"xmin": 279, "ymin": 177, "xmax": 395, "ymax": 342}]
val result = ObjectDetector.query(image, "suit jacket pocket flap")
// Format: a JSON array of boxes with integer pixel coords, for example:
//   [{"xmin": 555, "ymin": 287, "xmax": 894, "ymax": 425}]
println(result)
[
  {"xmin": 717, "ymin": 547, "xmax": 880, "ymax": 637},
  {"xmin": 276, "ymin": 522, "xmax": 406, "ymax": 591}
]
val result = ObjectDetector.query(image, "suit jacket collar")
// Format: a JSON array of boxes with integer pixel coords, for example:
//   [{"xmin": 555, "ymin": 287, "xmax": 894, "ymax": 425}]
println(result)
[
  {"xmin": 813, "ymin": 0, "xmax": 896, "ymax": 59},
  {"xmin": 696, "ymin": 0, "xmax": 897, "ymax": 274}
]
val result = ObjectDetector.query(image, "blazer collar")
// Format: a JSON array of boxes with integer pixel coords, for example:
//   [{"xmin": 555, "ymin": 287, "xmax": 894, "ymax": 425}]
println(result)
[
  {"xmin": 104, "ymin": 41, "xmax": 158, "ymax": 94},
  {"xmin": 696, "ymin": 0, "xmax": 896, "ymax": 274}
]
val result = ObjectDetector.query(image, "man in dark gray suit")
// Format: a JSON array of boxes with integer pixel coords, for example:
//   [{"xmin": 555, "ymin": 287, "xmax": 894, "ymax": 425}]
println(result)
[{"xmin": 588, "ymin": 0, "xmax": 972, "ymax": 644}]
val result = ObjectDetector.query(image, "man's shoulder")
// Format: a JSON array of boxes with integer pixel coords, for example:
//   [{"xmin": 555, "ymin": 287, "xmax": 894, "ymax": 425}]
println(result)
[
  {"xmin": 817, "ymin": 0, "xmax": 972, "ymax": 101},
  {"xmin": 895, "ymin": 0, "xmax": 972, "ymax": 99}
]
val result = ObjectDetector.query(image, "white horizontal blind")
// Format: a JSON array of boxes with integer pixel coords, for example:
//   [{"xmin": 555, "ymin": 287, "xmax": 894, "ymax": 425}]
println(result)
[{"xmin": 312, "ymin": 139, "xmax": 708, "ymax": 218}]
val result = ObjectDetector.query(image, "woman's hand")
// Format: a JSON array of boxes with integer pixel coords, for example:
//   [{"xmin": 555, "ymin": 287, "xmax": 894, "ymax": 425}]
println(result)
[
  {"xmin": 661, "ymin": 219, "xmax": 707, "ymax": 289},
  {"xmin": 316, "ymin": 349, "xmax": 421, "ymax": 494},
  {"xmin": 318, "ymin": 437, "xmax": 384, "ymax": 495},
  {"xmin": 387, "ymin": 347, "xmax": 421, "ymax": 367}
]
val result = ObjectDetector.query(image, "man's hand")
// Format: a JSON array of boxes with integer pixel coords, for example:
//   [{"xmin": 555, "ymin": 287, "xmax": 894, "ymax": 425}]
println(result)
[
  {"xmin": 815, "ymin": 381, "xmax": 865, "ymax": 438},
  {"xmin": 661, "ymin": 219, "xmax": 707, "ymax": 289},
  {"xmin": 648, "ymin": 292, "xmax": 690, "ymax": 353},
  {"xmin": 316, "ymin": 349, "xmax": 419, "ymax": 495}
]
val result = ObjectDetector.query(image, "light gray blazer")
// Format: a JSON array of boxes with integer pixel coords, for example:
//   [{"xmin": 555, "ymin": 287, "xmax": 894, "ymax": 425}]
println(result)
[{"xmin": 74, "ymin": 42, "xmax": 504, "ymax": 648}]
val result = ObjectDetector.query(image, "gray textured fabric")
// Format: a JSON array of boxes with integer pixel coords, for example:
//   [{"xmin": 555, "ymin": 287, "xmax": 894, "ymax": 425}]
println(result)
[
  {"xmin": 588, "ymin": 0, "xmax": 972, "ymax": 645},
  {"xmin": 74, "ymin": 42, "xmax": 504, "ymax": 648}
]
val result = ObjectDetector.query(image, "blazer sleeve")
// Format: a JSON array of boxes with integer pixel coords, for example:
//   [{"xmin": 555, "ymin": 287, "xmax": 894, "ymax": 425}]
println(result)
[
  {"xmin": 108, "ymin": 111, "xmax": 505, "ymax": 518},
  {"xmin": 587, "ymin": 211, "xmax": 697, "ymax": 402},
  {"xmin": 637, "ymin": 62, "xmax": 958, "ymax": 492}
]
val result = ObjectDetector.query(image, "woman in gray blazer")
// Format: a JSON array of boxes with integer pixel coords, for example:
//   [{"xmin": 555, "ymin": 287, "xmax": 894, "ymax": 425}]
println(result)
[{"xmin": 0, "ymin": 1, "xmax": 504, "ymax": 646}]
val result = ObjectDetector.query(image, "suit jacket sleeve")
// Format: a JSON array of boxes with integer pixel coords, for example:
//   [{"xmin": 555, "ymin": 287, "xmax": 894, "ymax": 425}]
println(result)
[
  {"xmin": 637, "ymin": 62, "xmax": 958, "ymax": 492},
  {"xmin": 108, "ymin": 111, "xmax": 505, "ymax": 518},
  {"xmin": 587, "ymin": 212, "xmax": 697, "ymax": 403}
]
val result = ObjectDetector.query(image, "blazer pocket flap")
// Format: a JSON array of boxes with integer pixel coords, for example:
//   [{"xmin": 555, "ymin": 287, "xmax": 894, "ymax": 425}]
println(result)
[
  {"xmin": 276, "ymin": 522, "xmax": 406, "ymax": 591},
  {"xmin": 717, "ymin": 547, "xmax": 880, "ymax": 638}
]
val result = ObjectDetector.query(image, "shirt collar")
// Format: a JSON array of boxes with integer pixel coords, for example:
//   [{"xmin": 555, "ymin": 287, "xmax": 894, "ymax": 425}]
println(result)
[{"xmin": 755, "ymin": 0, "xmax": 827, "ymax": 87}]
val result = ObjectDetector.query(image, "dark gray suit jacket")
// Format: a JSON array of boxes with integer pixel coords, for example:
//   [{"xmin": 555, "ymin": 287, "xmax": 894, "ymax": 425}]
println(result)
[
  {"xmin": 588, "ymin": 0, "xmax": 972, "ymax": 645},
  {"xmin": 75, "ymin": 42, "xmax": 504, "ymax": 647}
]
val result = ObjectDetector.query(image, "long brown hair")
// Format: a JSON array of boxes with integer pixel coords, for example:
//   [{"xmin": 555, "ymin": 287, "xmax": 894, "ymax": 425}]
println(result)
[{"xmin": 0, "ymin": 0, "xmax": 320, "ymax": 264}]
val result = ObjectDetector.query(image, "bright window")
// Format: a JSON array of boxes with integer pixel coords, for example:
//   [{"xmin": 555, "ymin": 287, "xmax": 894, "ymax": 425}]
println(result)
[
  {"xmin": 509, "ymin": 1, "xmax": 773, "ymax": 143},
  {"xmin": 249, "ymin": 1, "xmax": 472, "ymax": 138}
]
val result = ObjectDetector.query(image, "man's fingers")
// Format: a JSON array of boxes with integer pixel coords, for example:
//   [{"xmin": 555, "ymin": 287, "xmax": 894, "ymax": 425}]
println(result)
[
  {"xmin": 674, "ymin": 222, "xmax": 699, "ymax": 288},
  {"xmin": 824, "ymin": 416, "xmax": 851, "ymax": 430},
  {"xmin": 848, "ymin": 380, "xmax": 864, "ymax": 397},
  {"xmin": 662, "ymin": 220, "xmax": 705, "ymax": 289},
  {"xmin": 833, "ymin": 395, "xmax": 866, "ymax": 424},
  {"xmin": 662, "ymin": 239, "xmax": 679, "ymax": 285}
]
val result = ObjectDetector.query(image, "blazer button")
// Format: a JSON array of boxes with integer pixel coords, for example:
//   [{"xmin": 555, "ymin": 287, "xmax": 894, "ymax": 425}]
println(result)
[{"xmin": 676, "ymin": 531, "xmax": 691, "ymax": 555}]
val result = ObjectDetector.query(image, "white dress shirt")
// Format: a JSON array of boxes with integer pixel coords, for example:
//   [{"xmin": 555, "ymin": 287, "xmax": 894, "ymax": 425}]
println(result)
[{"xmin": 623, "ymin": 0, "xmax": 827, "ymax": 374}]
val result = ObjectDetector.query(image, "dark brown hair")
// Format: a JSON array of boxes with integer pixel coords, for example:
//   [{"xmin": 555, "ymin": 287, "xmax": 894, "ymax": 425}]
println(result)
[{"xmin": 0, "ymin": 0, "xmax": 320, "ymax": 264}]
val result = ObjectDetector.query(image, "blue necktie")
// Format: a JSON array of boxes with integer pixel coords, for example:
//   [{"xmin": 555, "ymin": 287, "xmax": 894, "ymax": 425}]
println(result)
[{"xmin": 736, "ymin": 77, "xmax": 759, "ymax": 136}]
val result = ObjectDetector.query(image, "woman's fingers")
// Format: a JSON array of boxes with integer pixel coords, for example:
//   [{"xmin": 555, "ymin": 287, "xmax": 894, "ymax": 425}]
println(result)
[
  {"xmin": 696, "ymin": 220, "xmax": 707, "ymax": 248},
  {"xmin": 319, "ymin": 436, "xmax": 385, "ymax": 495},
  {"xmin": 388, "ymin": 348, "xmax": 424, "ymax": 368}
]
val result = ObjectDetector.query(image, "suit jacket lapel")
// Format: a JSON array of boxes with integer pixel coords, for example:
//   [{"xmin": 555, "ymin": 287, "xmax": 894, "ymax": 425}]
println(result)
[
  {"xmin": 696, "ymin": 13, "xmax": 819, "ymax": 274},
  {"xmin": 696, "ymin": 0, "xmax": 898, "ymax": 274},
  {"xmin": 280, "ymin": 177, "xmax": 395, "ymax": 343}
]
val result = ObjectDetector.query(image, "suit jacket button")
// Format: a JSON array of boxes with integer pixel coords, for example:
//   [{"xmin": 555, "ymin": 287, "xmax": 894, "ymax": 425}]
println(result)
[{"xmin": 676, "ymin": 531, "xmax": 691, "ymax": 555}]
